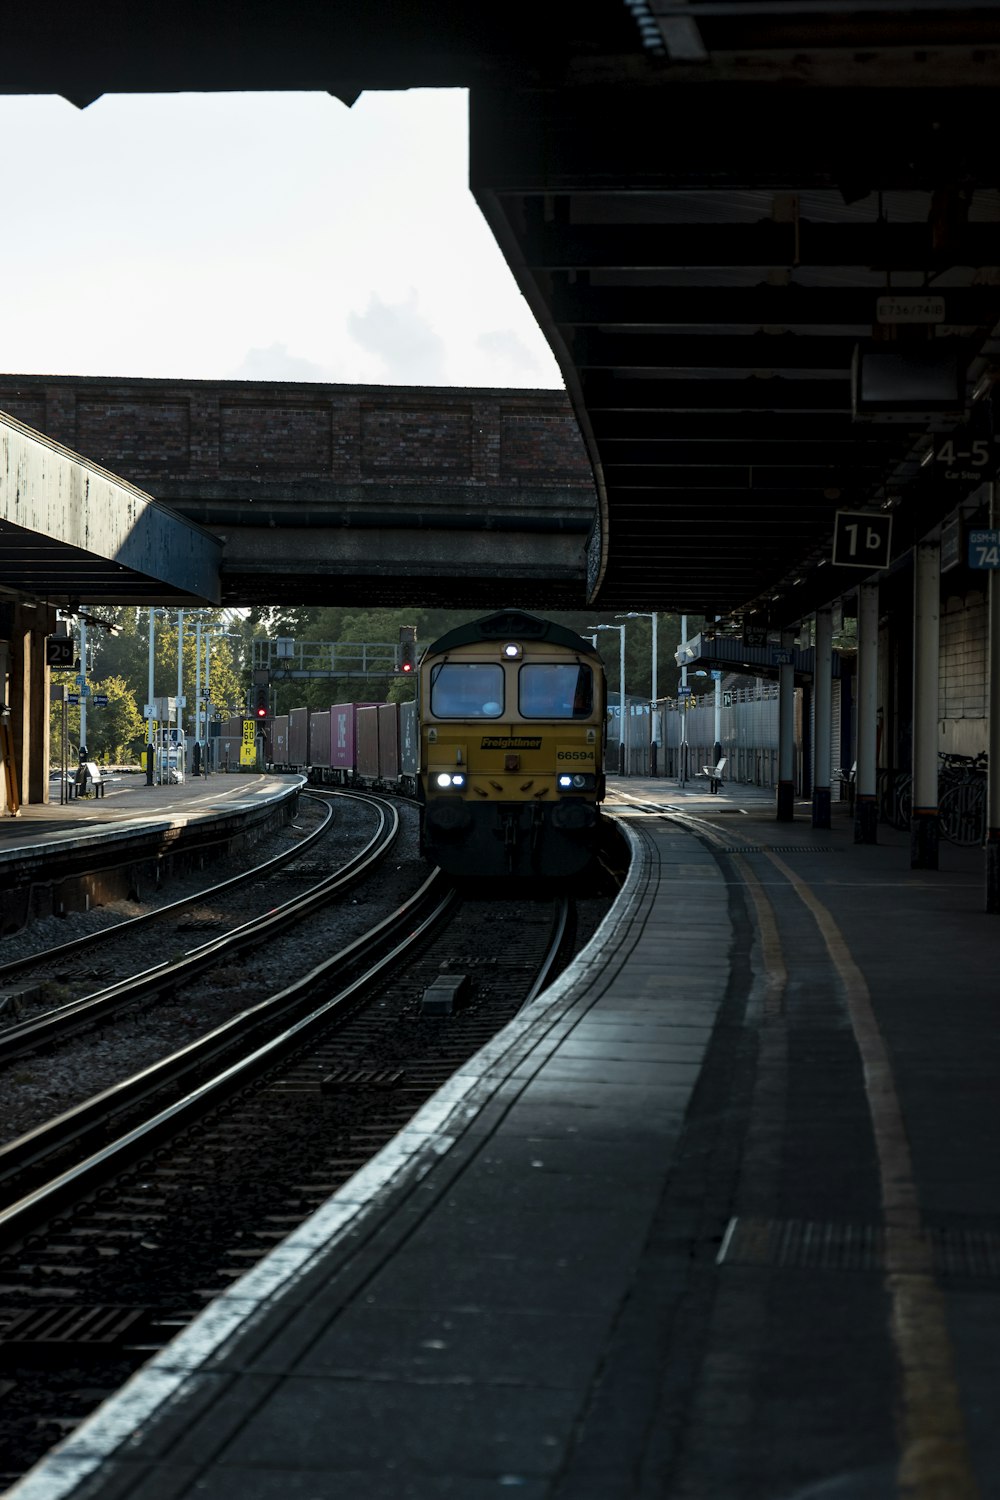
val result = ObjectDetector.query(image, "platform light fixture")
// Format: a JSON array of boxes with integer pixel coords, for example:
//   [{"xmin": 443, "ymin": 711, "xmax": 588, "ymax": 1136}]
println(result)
[{"xmin": 587, "ymin": 623, "xmax": 627, "ymax": 776}]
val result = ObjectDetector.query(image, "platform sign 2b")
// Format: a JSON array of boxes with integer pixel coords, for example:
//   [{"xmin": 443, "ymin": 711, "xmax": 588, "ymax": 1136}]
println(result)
[
  {"xmin": 833, "ymin": 511, "xmax": 893, "ymax": 570},
  {"xmin": 45, "ymin": 635, "xmax": 75, "ymax": 668}
]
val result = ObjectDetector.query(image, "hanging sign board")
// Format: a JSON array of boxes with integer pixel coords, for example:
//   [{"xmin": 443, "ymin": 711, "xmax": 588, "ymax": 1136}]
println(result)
[
  {"xmin": 45, "ymin": 636, "xmax": 75, "ymax": 668},
  {"xmin": 940, "ymin": 513, "xmax": 962, "ymax": 573},
  {"xmin": 832, "ymin": 511, "xmax": 893, "ymax": 570}
]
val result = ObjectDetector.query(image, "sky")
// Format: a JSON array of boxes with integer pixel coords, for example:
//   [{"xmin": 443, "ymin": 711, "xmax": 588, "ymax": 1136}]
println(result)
[{"xmin": 0, "ymin": 89, "xmax": 563, "ymax": 391}]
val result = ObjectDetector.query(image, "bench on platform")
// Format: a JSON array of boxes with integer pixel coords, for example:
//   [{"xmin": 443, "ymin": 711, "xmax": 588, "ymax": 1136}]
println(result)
[
  {"xmin": 698, "ymin": 756, "xmax": 727, "ymax": 794},
  {"xmin": 68, "ymin": 761, "xmax": 107, "ymax": 800}
]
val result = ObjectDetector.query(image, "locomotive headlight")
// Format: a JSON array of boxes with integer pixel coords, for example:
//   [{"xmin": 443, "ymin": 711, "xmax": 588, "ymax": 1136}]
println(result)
[
  {"xmin": 451, "ymin": 773, "xmax": 466, "ymax": 787},
  {"xmin": 436, "ymin": 773, "xmax": 454, "ymax": 788},
  {"xmin": 558, "ymin": 774, "xmax": 573, "ymax": 788},
  {"xmin": 435, "ymin": 772, "xmax": 466, "ymax": 789},
  {"xmin": 572, "ymin": 774, "xmax": 587, "ymax": 789},
  {"xmin": 503, "ymin": 642, "xmax": 522, "ymax": 659}
]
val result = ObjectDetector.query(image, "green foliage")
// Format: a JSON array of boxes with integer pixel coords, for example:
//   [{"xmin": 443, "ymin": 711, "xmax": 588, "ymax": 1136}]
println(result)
[
  {"xmin": 49, "ymin": 673, "xmax": 145, "ymax": 765},
  {"xmin": 48, "ymin": 606, "xmax": 247, "ymax": 764}
]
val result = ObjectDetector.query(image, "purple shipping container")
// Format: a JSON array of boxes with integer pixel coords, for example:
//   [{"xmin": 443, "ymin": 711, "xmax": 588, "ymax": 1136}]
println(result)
[
  {"xmin": 310, "ymin": 710, "xmax": 332, "ymax": 769},
  {"xmin": 355, "ymin": 706, "xmax": 380, "ymax": 781},
  {"xmin": 377, "ymin": 703, "xmax": 400, "ymax": 783},
  {"xmin": 288, "ymin": 707, "xmax": 309, "ymax": 767},
  {"xmin": 330, "ymin": 702, "xmax": 378, "ymax": 775}
]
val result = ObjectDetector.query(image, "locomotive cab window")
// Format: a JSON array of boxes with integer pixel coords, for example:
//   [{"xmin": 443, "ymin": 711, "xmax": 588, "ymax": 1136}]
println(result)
[
  {"xmin": 518, "ymin": 663, "xmax": 594, "ymax": 720},
  {"xmin": 429, "ymin": 662, "xmax": 505, "ymax": 718}
]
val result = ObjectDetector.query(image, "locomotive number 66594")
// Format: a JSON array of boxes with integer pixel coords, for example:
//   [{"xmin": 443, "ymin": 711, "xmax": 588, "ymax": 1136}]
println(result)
[{"xmin": 417, "ymin": 609, "xmax": 607, "ymax": 879}]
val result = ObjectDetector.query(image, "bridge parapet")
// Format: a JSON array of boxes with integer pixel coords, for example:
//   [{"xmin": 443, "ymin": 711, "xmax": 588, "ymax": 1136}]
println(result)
[{"xmin": 0, "ymin": 377, "xmax": 597, "ymax": 606}]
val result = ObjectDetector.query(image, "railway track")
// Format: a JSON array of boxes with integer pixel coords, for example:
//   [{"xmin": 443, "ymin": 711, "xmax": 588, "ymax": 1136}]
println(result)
[
  {"xmin": 0, "ymin": 789, "xmax": 396, "ymax": 1062},
  {"xmin": 0, "ymin": 879, "xmax": 592, "ymax": 1488}
]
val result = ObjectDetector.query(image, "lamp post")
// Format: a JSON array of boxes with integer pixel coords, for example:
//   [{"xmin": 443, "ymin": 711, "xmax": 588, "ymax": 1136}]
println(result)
[
  {"xmin": 78, "ymin": 617, "xmax": 88, "ymax": 760},
  {"xmin": 618, "ymin": 611, "xmax": 657, "ymax": 774},
  {"xmin": 588, "ymin": 623, "xmax": 627, "ymax": 775},
  {"xmin": 203, "ymin": 630, "xmax": 235, "ymax": 773},
  {"xmin": 146, "ymin": 607, "xmax": 156, "ymax": 784},
  {"xmin": 176, "ymin": 607, "xmax": 185, "ymax": 773}
]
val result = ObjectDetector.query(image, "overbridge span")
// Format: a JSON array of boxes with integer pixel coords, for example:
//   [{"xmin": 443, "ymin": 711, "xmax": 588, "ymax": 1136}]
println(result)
[{"xmin": 0, "ymin": 378, "xmax": 597, "ymax": 609}]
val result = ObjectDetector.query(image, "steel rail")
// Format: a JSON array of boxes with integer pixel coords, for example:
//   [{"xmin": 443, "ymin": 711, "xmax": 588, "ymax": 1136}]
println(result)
[
  {"xmin": 0, "ymin": 868, "xmax": 456, "ymax": 1240},
  {"xmin": 0, "ymin": 788, "xmax": 339, "ymax": 983},
  {"xmin": 521, "ymin": 894, "xmax": 573, "ymax": 1008},
  {"xmin": 0, "ymin": 792, "xmax": 399, "ymax": 1064}
]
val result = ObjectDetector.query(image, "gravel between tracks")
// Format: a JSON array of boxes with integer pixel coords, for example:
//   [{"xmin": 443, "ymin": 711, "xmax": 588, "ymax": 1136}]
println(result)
[{"xmin": 0, "ymin": 795, "xmax": 427, "ymax": 1145}]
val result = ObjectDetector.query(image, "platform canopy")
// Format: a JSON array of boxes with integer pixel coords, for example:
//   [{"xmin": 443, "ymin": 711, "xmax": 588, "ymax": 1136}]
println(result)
[
  {"xmin": 0, "ymin": 416, "xmax": 222, "ymax": 607},
  {"xmin": 4, "ymin": 2, "xmax": 1000, "ymax": 620}
]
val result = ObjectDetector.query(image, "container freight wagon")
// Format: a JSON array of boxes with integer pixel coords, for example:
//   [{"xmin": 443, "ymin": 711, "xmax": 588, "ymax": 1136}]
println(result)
[
  {"xmin": 330, "ymin": 702, "xmax": 377, "ymax": 784},
  {"xmin": 355, "ymin": 706, "xmax": 381, "ymax": 783},
  {"xmin": 310, "ymin": 710, "xmax": 332, "ymax": 773},
  {"xmin": 287, "ymin": 707, "xmax": 310, "ymax": 768},
  {"xmin": 399, "ymin": 699, "xmax": 418, "ymax": 793},
  {"xmin": 270, "ymin": 714, "xmax": 290, "ymax": 768},
  {"xmin": 377, "ymin": 704, "xmax": 400, "ymax": 784}
]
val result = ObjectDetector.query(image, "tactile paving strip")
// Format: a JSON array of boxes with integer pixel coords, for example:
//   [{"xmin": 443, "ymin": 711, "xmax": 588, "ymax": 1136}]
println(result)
[{"xmin": 717, "ymin": 1216, "xmax": 1000, "ymax": 1276}]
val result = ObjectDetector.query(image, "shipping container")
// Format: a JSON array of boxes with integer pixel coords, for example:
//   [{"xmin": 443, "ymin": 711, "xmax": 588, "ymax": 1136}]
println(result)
[
  {"xmin": 270, "ymin": 714, "xmax": 289, "ymax": 767},
  {"xmin": 288, "ymin": 707, "xmax": 309, "ymax": 767},
  {"xmin": 310, "ymin": 710, "xmax": 332, "ymax": 769},
  {"xmin": 356, "ymin": 705, "xmax": 380, "ymax": 781},
  {"xmin": 399, "ymin": 699, "xmax": 418, "ymax": 784},
  {"xmin": 377, "ymin": 703, "xmax": 400, "ymax": 783}
]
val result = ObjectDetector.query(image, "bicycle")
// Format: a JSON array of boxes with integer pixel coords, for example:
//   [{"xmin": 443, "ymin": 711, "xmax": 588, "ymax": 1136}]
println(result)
[{"xmin": 938, "ymin": 752, "xmax": 988, "ymax": 846}]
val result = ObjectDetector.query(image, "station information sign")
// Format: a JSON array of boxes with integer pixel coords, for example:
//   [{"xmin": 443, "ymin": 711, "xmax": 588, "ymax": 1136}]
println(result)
[{"xmin": 968, "ymin": 529, "xmax": 1000, "ymax": 570}]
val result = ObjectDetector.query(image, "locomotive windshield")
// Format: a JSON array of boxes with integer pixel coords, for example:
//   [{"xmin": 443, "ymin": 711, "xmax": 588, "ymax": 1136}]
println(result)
[
  {"xmin": 518, "ymin": 664, "xmax": 594, "ymax": 720},
  {"xmin": 430, "ymin": 662, "xmax": 505, "ymax": 718}
]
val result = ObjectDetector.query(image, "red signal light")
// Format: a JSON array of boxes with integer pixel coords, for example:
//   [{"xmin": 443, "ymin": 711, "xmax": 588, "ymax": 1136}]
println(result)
[
  {"xmin": 256, "ymin": 703, "xmax": 267, "ymax": 717},
  {"xmin": 401, "ymin": 661, "xmax": 413, "ymax": 673}
]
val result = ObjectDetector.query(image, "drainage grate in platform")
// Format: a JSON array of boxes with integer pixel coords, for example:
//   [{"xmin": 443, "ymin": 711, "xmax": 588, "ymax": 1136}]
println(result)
[
  {"xmin": 717, "ymin": 1217, "xmax": 1000, "ymax": 1276},
  {"xmin": 1, "ymin": 1306, "xmax": 149, "ymax": 1347}
]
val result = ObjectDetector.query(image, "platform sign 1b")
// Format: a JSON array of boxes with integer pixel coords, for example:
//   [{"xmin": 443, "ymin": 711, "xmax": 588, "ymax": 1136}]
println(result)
[
  {"xmin": 832, "ymin": 511, "xmax": 893, "ymax": 570},
  {"xmin": 968, "ymin": 529, "xmax": 1000, "ymax": 569}
]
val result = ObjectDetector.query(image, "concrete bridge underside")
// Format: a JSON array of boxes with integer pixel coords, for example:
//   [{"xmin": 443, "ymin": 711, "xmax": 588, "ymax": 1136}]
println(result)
[{"xmin": 0, "ymin": 378, "xmax": 598, "ymax": 609}]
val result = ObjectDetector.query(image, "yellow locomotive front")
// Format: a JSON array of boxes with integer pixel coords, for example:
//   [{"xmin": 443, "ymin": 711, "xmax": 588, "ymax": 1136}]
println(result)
[{"xmin": 418, "ymin": 610, "xmax": 606, "ymax": 878}]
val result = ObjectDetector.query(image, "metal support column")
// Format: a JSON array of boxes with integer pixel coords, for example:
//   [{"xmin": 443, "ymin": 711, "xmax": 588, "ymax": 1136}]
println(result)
[
  {"xmin": 813, "ymin": 608, "xmax": 833, "ymax": 828},
  {"xmin": 911, "ymin": 541, "xmax": 940, "ymax": 870},
  {"xmin": 855, "ymin": 583, "xmax": 879, "ymax": 844},
  {"xmin": 776, "ymin": 629, "xmax": 796, "ymax": 821},
  {"xmin": 988, "ymin": 484, "xmax": 1000, "ymax": 907}
]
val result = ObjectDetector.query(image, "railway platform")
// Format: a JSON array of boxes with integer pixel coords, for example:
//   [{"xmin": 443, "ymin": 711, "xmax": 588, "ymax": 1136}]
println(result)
[
  {"xmin": 0, "ymin": 773, "xmax": 305, "ymax": 933},
  {"xmin": 8, "ymin": 776, "xmax": 999, "ymax": 1499}
]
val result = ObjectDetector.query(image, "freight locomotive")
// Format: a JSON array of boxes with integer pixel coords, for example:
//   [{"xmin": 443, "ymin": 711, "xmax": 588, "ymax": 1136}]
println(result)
[
  {"xmin": 254, "ymin": 609, "xmax": 607, "ymax": 879},
  {"xmin": 418, "ymin": 609, "xmax": 606, "ymax": 877}
]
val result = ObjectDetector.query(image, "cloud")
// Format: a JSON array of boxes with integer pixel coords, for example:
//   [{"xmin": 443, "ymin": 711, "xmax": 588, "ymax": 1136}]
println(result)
[
  {"xmin": 347, "ymin": 291, "xmax": 448, "ymax": 383},
  {"xmin": 231, "ymin": 342, "xmax": 334, "ymax": 382},
  {"xmin": 475, "ymin": 328, "xmax": 545, "ymax": 378}
]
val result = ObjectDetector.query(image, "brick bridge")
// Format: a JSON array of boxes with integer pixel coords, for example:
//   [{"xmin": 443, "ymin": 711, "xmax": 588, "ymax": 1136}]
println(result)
[{"xmin": 0, "ymin": 376, "xmax": 597, "ymax": 609}]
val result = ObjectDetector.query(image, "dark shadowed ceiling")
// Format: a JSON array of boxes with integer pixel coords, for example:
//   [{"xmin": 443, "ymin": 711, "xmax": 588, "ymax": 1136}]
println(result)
[{"xmin": 6, "ymin": 1, "xmax": 1000, "ymax": 621}]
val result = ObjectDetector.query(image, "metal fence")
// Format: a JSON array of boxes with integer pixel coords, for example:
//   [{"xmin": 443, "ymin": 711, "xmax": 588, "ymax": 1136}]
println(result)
[{"xmin": 607, "ymin": 683, "xmax": 789, "ymax": 789}]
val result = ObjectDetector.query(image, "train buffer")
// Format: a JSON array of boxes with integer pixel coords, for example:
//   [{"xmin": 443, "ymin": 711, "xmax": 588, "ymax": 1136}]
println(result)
[{"xmin": 698, "ymin": 756, "xmax": 727, "ymax": 794}]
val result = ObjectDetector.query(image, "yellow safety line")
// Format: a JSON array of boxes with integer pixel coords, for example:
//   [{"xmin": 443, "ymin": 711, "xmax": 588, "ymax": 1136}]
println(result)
[
  {"xmin": 659, "ymin": 809, "xmax": 977, "ymax": 1495},
  {"xmin": 762, "ymin": 847, "xmax": 979, "ymax": 1500}
]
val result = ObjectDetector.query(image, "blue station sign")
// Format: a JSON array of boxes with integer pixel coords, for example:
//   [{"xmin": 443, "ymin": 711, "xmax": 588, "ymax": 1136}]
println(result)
[{"xmin": 968, "ymin": 529, "xmax": 1000, "ymax": 569}]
